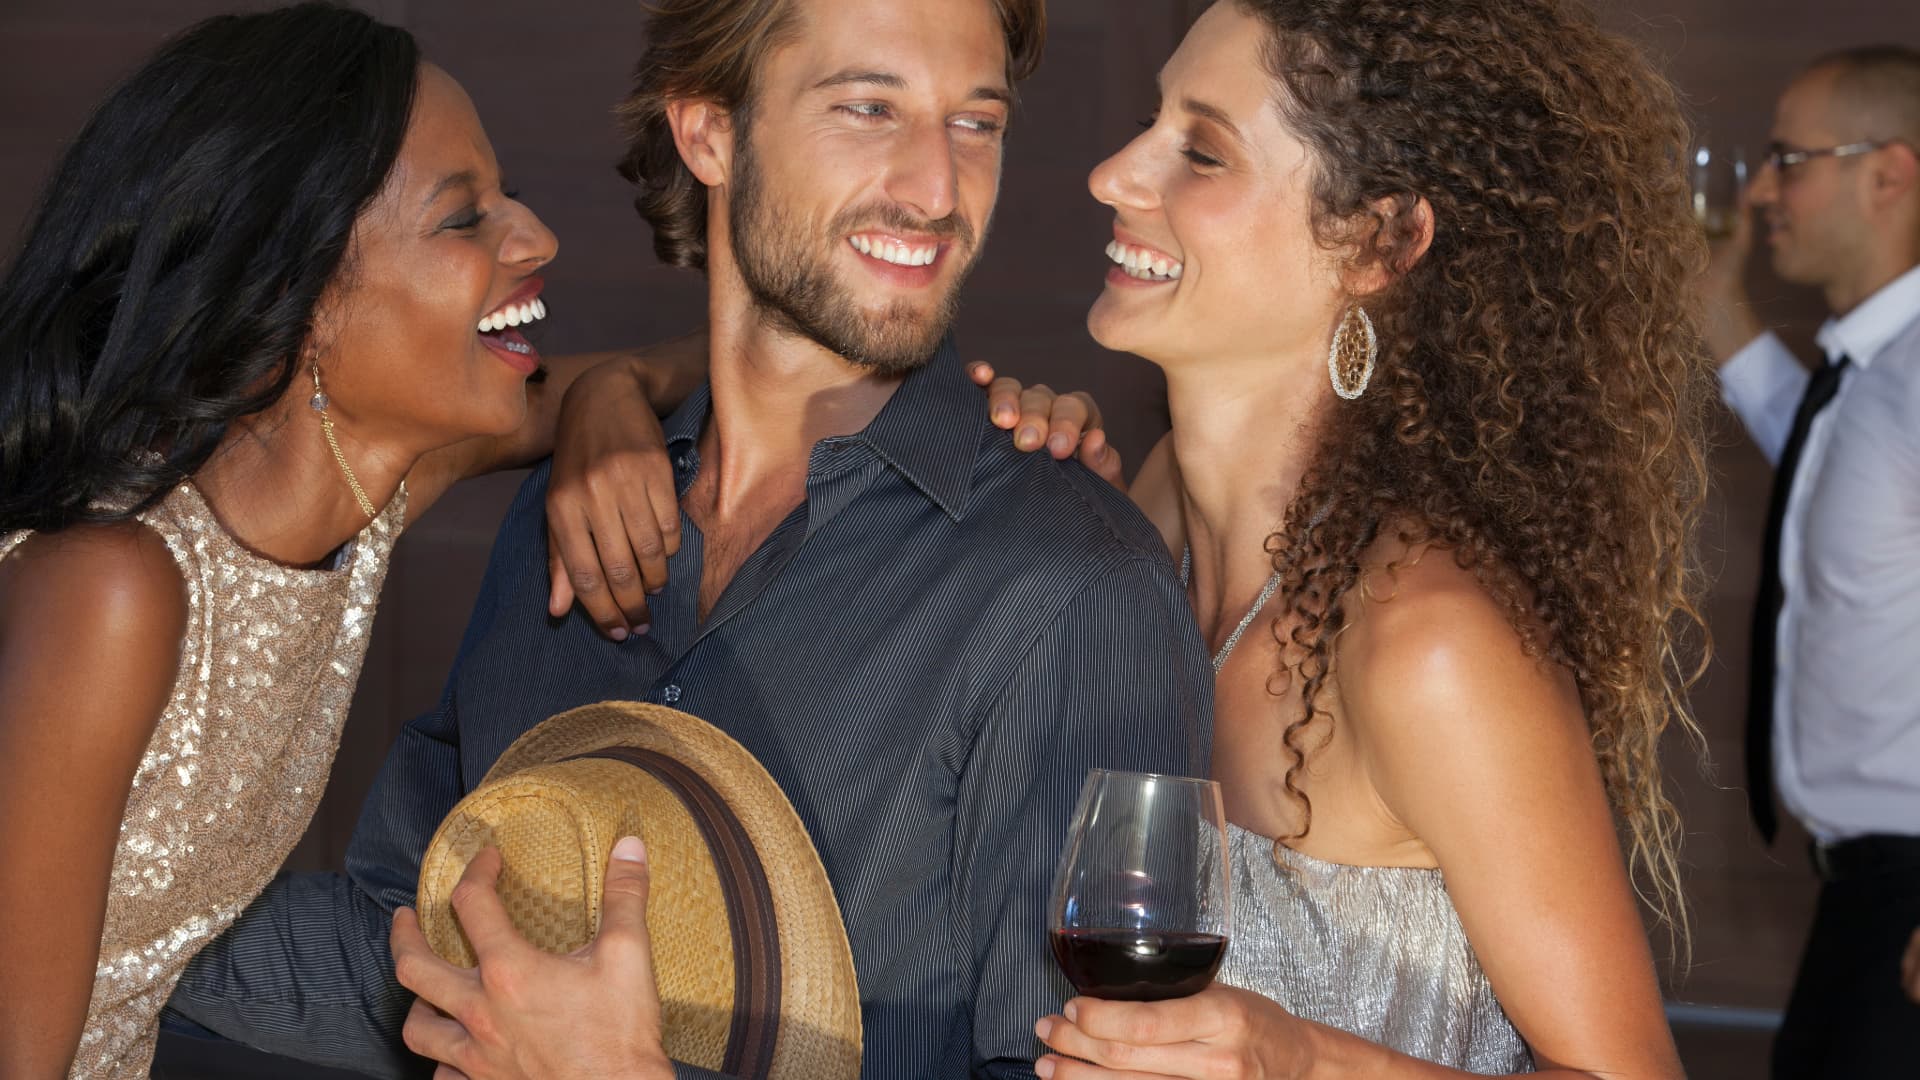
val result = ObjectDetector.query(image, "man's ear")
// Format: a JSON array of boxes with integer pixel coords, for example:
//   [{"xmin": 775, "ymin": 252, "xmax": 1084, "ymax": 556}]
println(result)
[
  {"xmin": 1868, "ymin": 139, "xmax": 1919, "ymax": 209},
  {"xmin": 666, "ymin": 99, "xmax": 736, "ymax": 188},
  {"xmin": 1345, "ymin": 194, "xmax": 1435, "ymax": 298}
]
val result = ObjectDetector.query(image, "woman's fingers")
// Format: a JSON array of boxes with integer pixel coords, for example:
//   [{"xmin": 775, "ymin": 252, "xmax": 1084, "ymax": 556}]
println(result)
[{"xmin": 546, "ymin": 513, "xmax": 632, "ymax": 641}]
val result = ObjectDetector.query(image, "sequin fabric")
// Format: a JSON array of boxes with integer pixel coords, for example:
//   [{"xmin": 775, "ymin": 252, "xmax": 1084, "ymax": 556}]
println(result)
[
  {"xmin": 1217, "ymin": 823, "xmax": 1534, "ymax": 1073},
  {"xmin": 0, "ymin": 480, "xmax": 405, "ymax": 1079}
]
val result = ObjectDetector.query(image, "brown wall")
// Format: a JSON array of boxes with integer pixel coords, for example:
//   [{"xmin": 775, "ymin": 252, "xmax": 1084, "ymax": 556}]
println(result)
[{"xmin": 5, "ymin": 0, "xmax": 1918, "ymax": 1024}]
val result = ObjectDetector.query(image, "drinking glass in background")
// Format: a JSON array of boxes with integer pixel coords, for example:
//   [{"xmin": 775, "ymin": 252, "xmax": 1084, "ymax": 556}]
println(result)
[
  {"xmin": 1048, "ymin": 769, "xmax": 1231, "ymax": 1002},
  {"xmin": 1692, "ymin": 143, "xmax": 1749, "ymax": 241}
]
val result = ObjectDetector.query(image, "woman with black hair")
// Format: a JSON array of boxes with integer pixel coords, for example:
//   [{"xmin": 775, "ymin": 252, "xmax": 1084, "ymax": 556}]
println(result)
[{"xmin": 0, "ymin": 6, "xmax": 693, "ymax": 1075}]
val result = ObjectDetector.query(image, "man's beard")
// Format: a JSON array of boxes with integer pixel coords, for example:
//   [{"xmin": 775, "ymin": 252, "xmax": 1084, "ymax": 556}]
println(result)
[{"xmin": 728, "ymin": 131, "xmax": 981, "ymax": 376}]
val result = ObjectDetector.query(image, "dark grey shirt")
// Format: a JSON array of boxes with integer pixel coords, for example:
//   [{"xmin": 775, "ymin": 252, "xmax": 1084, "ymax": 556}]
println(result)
[{"xmin": 169, "ymin": 342, "xmax": 1213, "ymax": 1078}]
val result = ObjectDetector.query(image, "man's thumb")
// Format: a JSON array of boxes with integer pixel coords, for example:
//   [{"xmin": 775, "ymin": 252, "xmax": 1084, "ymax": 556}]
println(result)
[{"xmin": 599, "ymin": 836, "xmax": 654, "ymax": 948}]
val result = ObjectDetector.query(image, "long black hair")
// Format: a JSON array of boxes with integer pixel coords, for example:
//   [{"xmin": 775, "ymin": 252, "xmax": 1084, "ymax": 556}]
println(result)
[{"xmin": 0, "ymin": 2, "xmax": 420, "ymax": 532}]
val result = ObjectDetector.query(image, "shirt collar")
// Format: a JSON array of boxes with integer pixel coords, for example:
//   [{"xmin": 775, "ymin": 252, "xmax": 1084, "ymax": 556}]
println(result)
[
  {"xmin": 1816, "ymin": 262, "xmax": 1920, "ymax": 369},
  {"xmin": 661, "ymin": 335, "xmax": 981, "ymax": 522}
]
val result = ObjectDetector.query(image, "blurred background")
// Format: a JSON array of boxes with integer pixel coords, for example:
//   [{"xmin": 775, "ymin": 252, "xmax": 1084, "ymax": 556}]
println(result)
[{"xmin": 5, "ymin": 1, "xmax": 1918, "ymax": 1076}]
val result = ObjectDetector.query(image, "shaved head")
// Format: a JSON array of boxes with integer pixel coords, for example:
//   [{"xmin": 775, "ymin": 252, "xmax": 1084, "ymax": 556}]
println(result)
[{"xmin": 1803, "ymin": 46, "xmax": 1920, "ymax": 147}]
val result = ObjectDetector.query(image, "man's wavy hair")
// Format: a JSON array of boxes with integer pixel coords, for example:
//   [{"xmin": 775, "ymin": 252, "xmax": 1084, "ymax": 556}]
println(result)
[
  {"xmin": 1240, "ymin": 0, "xmax": 1714, "ymax": 957},
  {"xmin": 615, "ymin": 0, "xmax": 1045, "ymax": 272}
]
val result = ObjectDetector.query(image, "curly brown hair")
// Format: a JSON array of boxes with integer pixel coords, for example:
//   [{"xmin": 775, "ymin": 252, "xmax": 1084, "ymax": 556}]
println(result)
[
  {"xmin": 615, "ymin": 0, "xmax": 1046, "ymax": 272},
  {"xmin": 1239, "ymin": 0, "xmax": 1714, "ymax": 952}
]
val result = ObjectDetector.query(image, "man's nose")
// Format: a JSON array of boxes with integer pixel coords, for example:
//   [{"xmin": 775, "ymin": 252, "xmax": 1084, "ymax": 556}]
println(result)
[{"xmin": 884, "ymin": 122, "xmax": 959, "ymax": 223}]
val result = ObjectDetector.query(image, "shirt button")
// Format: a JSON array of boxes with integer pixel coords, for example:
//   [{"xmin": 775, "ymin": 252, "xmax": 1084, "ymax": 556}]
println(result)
[{"xmin": 662, "ymin": 684, "xmax": 683, "ymax": 704}]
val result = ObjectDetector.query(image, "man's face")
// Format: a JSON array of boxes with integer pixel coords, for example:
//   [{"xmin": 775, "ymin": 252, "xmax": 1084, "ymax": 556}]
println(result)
[
  {"xmin": 725, "ymin": 0, "xmax": 1011, "ymax": 374},
  {"xmin": 1752, "ymin": 67, "xmax": 1876, "ymax": 289}
]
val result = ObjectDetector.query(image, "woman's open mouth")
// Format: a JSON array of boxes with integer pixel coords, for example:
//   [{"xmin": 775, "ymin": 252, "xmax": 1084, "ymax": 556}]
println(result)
[{"xmin": 477, "ymin": 282, "xmax": 547, "ymax": 375}]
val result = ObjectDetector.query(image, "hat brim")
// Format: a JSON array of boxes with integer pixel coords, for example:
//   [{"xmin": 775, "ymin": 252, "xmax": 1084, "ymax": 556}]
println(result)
[{"xmin": 451, "ymin": 701, "xmax": 862, "ymax": 1078}]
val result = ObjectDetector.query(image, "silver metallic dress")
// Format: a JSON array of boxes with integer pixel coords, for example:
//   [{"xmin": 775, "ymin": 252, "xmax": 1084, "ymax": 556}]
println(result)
[
  {"xmin": 0, "ymin": 480, "xmax": 404, "ymax": 1078},
  {"xmin": 1217, "ymin": 823, "xmax": 1534, "ymax": 1073}
]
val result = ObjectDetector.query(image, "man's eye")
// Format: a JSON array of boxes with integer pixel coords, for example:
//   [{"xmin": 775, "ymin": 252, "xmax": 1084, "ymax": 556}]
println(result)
[
  {"xmin": 954, "ymin": 117, "xmax": 1003, "ymax": 135},
  {"xmin": 841, "ymin": 103, "xmax": 891, "ymax": 120},
  {"xmin": 1183, "ymin": 148, "xmax": 1224, "ymax": 169},
  {"xmin": 440, "ymin": 209, "xmax": 484, "ymax": 231}
]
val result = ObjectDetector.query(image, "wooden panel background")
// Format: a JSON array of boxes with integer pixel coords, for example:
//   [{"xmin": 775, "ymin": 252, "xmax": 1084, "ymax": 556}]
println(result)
[{"xmin": 5, "ymin": 2, "xmax": 1918, "ymax": 1055}]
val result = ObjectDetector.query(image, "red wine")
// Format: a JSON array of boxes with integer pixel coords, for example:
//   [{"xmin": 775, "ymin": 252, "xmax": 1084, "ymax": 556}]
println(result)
[{"xmin": 1050, "ymin": 928, "xmax": 1227, "ymax": 1001}]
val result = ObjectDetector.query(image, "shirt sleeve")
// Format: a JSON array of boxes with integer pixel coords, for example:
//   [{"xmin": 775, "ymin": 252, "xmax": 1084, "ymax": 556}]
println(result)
[
  {"xmin": 956, "ymin": 555, "xmax": 1214, "ymax": 1080},
  {"xmin": 163, "ymin": 869, "xmax": 424, "ymax": 1078},
  {"xmin": 1719, "ymin": 330, "xmax": 1811, "ymax": 465}
]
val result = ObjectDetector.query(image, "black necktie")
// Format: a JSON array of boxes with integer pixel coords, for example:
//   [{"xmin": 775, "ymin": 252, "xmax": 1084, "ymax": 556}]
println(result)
[{"xmin": 1746, "ymin": 354, "xmax": 1851, "ymax": 845}]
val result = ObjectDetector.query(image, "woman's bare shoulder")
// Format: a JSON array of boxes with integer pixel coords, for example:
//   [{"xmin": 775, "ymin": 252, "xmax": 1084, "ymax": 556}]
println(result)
[
  {"xmin": 1338, "ymin": 541, "xmax": 1582, "ymax": 756},
  {"xmin": 0, "ymin": 521, "xmax": 188, "ymax": 719}
]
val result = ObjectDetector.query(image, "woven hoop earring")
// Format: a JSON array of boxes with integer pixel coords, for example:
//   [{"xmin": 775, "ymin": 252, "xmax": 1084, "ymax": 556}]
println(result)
[{"xmin": 1327, "ymin": 304, "xmax": 1378, "ymax": 401}]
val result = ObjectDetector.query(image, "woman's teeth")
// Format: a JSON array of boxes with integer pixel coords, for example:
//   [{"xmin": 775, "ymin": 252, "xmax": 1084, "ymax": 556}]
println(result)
[
  {"xmin": 1105, "ymin": 240, "xmax": 1183, "ymax": 282},
  {"xmin": 478, "ymin": 296, "xmax": 547, "ymax": 334},
  {"xmin": 850, "ymin": 235, "xmax": 938, "ymax": 267}
]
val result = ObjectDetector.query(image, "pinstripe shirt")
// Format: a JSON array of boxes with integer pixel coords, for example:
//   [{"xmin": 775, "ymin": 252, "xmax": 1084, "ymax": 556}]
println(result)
[{"xmin": 167, "ymin": 341, "xmax": 1214, "ymax": 1079}]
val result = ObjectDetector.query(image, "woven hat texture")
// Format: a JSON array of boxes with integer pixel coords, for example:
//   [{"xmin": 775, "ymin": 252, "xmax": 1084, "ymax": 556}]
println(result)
[{"xmin": 416, "ymin": 702, "xmax": 860, "ymax": 1080}]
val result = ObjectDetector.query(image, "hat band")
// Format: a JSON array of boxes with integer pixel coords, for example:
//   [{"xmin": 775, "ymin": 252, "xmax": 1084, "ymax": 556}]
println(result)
[{"xmin": 571, "ymin": 746, "xmax": 783, "ymax": 1078}]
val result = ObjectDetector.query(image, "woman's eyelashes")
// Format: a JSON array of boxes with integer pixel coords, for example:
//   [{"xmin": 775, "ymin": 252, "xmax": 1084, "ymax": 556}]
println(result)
[
  {"xmin": 1136, "ymin": 114, "xmax": 1224, "ymax": 171},
  {"xmin": 438, "ymin": 189, "xmax": 521, "ymax": 233}
]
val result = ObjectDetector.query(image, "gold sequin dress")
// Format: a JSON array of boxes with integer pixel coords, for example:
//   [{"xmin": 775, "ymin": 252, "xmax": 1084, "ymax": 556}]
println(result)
[{"xmin": 0, "ymin": 479, "xmax": 405, "ymax": 1079}]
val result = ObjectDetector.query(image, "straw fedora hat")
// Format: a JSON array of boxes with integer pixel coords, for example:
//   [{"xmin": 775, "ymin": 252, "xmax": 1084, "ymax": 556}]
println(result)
[{"xmin": 416, "ymin": 701, "xmax": 861, "ymax": 1080}]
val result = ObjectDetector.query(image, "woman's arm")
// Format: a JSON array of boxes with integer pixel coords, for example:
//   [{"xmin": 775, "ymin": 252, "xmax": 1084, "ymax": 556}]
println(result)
[
  {"xmin": 1335, "ymin": 552, "xmax": 1681, "ymax": 1079},
  {"xmin": 0, "ymin": 525, "xmax": 186, "ymax": 1079},
  {"xmin": 1036, "ymin": 551, "xmax": 1682, "ymax": 1080},
  {"xmin": 403, "ymin": 333, "xmax": 711, "ymax": 519}
]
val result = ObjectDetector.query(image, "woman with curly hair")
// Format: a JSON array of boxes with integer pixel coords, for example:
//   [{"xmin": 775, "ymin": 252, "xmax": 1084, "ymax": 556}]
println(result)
[{"xmin": 1011, "ymin": 0, "xmax": 1711, "ymax": 1076}]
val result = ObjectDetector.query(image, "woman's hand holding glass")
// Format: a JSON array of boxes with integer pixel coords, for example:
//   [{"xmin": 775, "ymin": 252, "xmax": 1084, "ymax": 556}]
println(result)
[{"xmin": 1034, "ymin": 984, "xmax": 1314, "ymax": 1080}]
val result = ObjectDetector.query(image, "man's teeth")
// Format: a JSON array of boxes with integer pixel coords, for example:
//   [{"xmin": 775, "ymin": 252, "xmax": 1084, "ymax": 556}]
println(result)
[
  {"xmin": 849, "ymin": 235, "xmax": 938, "ymax": 267},
  {"xmin": 477, "ymin": 296, "xmax": 548, "ymax": 334},
  {"xmin": 1104, "ymin": 240, "xmax": 1183, "ymax": 281}
]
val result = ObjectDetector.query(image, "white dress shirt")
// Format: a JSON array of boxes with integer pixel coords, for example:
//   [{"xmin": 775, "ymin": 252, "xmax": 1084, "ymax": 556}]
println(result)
[{"xmin": 1721, "ymin": 263, "xmax": 1920, "ymax": 842}]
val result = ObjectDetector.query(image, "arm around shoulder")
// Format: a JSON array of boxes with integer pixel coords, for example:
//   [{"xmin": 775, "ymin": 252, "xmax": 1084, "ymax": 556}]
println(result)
[
  {"xmin": 1337, "ymin": 553, "xmax": 1680, "ymax": 1079},
  {"xmin": 0, "ymin": 524, "xmax": 185, "ymax": 1078}
]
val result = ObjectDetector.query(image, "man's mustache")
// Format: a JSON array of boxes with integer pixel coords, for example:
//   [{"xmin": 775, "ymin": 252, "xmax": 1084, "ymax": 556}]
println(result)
[{"xmin": 833, "ymin": 202, "xmax": 972, "ymax": 246}]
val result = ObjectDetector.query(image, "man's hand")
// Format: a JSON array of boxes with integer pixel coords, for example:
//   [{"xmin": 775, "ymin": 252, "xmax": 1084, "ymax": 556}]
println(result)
[
  {"xmin": 1698, "ymin": 185, "xmax": 1767, "ymax": 366},
  {"xmin": 391, "ymin": 838, "xmax": 674, "ymax": 1080}
]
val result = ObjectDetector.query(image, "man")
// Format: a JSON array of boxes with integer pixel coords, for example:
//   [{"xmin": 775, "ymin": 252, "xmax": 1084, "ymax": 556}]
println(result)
[
  {"xmin": 1700, "ymin": 45, "xmax": 1920, "ymax": 1077},
  {"xmin": 165, "ymin": 0, "xmax": 1212, "ymax": 1077}
]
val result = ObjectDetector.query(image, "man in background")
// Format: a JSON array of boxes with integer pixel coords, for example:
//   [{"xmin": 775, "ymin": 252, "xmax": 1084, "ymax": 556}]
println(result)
[{"xmin": 1700, "ymin": 44, "xmax": 1920, "ymax": 1078}]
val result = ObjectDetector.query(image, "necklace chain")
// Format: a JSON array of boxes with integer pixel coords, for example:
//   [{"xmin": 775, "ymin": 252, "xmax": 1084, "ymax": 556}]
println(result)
[
  {"xmin": 310, "ymin": 366, "xmax": 378, "ymax": 520},
  {"xmin": 1181, "ymin": 547, "xmax": 1283, "ymax": 674}
]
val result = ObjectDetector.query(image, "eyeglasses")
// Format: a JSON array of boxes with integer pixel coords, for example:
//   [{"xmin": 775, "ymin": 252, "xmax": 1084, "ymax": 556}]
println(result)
[{"xmin": 1763, "ymin": 140, "xmax": 1890, "ymax": 173}]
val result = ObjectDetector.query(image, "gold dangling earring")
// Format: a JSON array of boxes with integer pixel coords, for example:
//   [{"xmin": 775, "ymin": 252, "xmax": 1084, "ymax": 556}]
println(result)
[
  {"xmin": 1327, "ymin": 303, "xmax": 1378, "ymax": 401},
  {"xmin": 309, "ymin": 362, "xmax": 379, "ymax": 520}
]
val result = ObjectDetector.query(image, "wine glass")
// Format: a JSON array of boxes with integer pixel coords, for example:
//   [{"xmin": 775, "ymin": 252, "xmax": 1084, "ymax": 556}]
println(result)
[
  {"xmin": 1692, "ymin": 143, "xmax": 1748, "ymax": 241},
  {"xmin": 1048, "ymin": 769, "xmax": 1231, "ymax": 1001}
]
